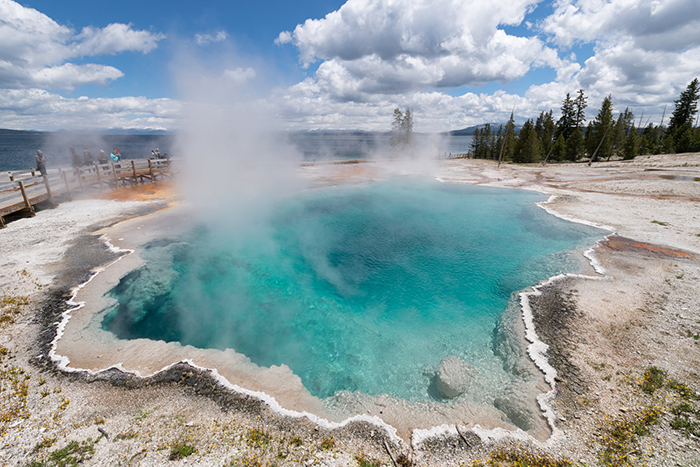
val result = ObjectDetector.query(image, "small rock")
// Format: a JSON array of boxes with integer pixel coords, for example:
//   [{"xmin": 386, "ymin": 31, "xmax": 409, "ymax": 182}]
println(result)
[{"xmin": 435, "ymin": 356, "xmax": 471, "ymax": 399}]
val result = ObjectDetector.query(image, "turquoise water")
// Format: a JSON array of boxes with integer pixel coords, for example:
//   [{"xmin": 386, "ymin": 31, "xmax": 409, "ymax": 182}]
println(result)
[{"xmin": 103, "ymin": 180, "xmax": 601, "ymax": 401}]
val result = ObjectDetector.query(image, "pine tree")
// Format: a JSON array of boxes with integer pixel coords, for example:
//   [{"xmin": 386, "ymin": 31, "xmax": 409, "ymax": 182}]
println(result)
[
  {"xmin": 514, "ymin": 119, "xmax": 541, "ymax": 163},
  {"xmin": 535, "ymin": 110, "xmax": 555, "ymax": 158},
  {"xmin": 566, "ymin": 126, "xmax": 584, "ymax": 161},
  {"xmin": 589, "ymin": 95, "xmax": 615, "ymax": 163},
  {"xmin": 557, "ymin": 93, "xmax": 576, "ymax": 140},
  {"xmin": 499, "ymin": 112, "xmax": 516, "ymax": 164},
  {"xmin": 390, "ymin": 108, "xmax": 405, "ymax": 149},
  {"xmin": 574, "ymin": 89, "xmax": 587, "ymax": 129},
  {"xmin": 470, "ymin": 127, "xmax": 481, "ymax": 157},
  {"xmin": 668, "ymin": 78, "xmax": 700, "ymax": 134},
  {"xmin": 390, "ymin": 107, "xmax": 415, "ymax": 150},
  {"xmin": 623, "ymin": 127, "xmax": 639, "ymax": 160},
  {"xmin": 666, "ymin": 78, "xmax": 700, "ymax": 153},
  {"xmin": 612, "ymin": 108, "xmax": 635, "ymax": 159}
]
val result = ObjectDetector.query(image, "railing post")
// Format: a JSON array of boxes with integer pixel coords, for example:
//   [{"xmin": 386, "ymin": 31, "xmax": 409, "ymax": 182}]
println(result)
[
  {"xmin": 94, "ymin": 163, "xmax": 104, "ymax": 191},
  {"xmin": 111, "ymin": 162, "xmax": 119, "ymax": 188},
  {"xmin": 61, "ymin": 170, "xmax": 73, "ymax": 201},
  {"xmin": 31, "ymin": 168, "xmax": 36, "ymax": 177},
  {"xmin": 131, "ymin": 160, "xmax": 138, "ymax": 185},
  {"xmin": 9, "ymin": 174, "xmax": 14, "ymax": 181},
  {"xmin": 43, "ymin": 174, "xmax": 56, "ymax": 208},
  {"xmin": 18, "ymin": 181, "xmax": 35, "ymax": 217},
  {"xmin": 77, "ymin": 167, "xmax": 85, "ymax": 192},
  {"xmin": 148, "ymin": 159, "xmax": 156, "ymax": 183}
]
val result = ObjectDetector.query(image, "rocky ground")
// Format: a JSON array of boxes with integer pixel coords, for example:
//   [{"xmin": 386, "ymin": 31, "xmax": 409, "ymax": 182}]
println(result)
[{"xmin": 1, "ymin": 154, "xmax": 700, "ymax": 466}]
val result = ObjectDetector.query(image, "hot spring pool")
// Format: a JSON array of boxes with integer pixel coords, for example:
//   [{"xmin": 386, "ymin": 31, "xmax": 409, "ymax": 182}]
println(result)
[{"xmin": 102, "ymin": 180, "xmax": 602, "ymax": 403}]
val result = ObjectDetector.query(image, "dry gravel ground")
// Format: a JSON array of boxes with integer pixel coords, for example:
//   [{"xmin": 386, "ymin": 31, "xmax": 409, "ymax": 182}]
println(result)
[{"xmin": 1, "ymin": 156, "xmax": 700, "ymax": 466}]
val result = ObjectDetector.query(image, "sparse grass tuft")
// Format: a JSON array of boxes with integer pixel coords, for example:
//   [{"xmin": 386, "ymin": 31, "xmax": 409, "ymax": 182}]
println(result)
[
  {"xmin": 169, "ymin": 443, "xmax": 196, "ymax": 460},
  {"xmin": 0, "ymin": 295, "xmax": 29, "ymax": 327},
  {"xmin": 651, "ymin": 220, "xmax": 669, "ymax": 226},
  {"xmin": 31, "ymin": 438, "xmax": 95, "ymax": 467},
  {"xmin": 357, "ymin": 454, "xmax": 381, "ymax": 467},
  {"xmin": 246, "ymin": 428, "xmax": 270, "ymax": 448},
  {"xmin": 320, "ymin": 436, "xmax": 334, "ymax": 450},
  {"xmin": 490, "ymin": 445, "xmax": 572, "ymax": 467},
  {"xmin": 640, "ymin": 366, "xmax": 666, "ymax": 394},
  {"xmin": 32, "ymin": 437, "xmax": 57, "ymax": 453},
  {"xmin": 289, "ymin": 435, "xmax": 303, "ymax": 447}
]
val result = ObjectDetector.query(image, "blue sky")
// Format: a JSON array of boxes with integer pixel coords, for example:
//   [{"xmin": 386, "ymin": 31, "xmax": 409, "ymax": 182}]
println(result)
[{"xmin": 1, "ymin": 0, "xmax": 698, "ymax": 132}]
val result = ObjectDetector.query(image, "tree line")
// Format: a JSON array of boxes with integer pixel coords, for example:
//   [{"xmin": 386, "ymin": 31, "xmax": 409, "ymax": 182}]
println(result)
[{"xmin": 470, "ymin": 78, "xmax": 700, "ymax": 163}]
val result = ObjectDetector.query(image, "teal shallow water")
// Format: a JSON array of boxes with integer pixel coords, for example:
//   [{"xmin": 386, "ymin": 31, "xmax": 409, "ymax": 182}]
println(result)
[{"xmin": 103, "ymin": 180, "xmax": 602, "ymax": 402}]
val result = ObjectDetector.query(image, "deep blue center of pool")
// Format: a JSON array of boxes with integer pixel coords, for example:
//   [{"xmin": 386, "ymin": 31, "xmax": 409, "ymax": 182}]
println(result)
[{"xmin": 103, "ymin": 180, "xmax": 601, "ymax": 401}]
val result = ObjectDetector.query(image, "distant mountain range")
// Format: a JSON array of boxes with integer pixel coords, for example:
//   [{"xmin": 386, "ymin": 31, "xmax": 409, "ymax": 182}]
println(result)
[
  {"xmin": 447, "ymin": 123, "xmax": 523, "ymax": 136},
  {"xmin": 1, "ymin": 126, "xmax": 522, "ymax": 136},
  {"xmin": 0, "ymin": 128, "xmax": 173, "ymax": 135}
]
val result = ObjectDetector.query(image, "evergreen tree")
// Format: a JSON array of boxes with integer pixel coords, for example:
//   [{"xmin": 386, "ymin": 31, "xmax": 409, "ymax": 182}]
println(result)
[
  {"xmin": 390, "ymin": 107, "xmax": 415, "ymax": 150},
  {"xmin": 566, "ymin": 126, "xmax": 584, "ymax": 161},
  {"xmin": 481, "ymin": 124, "xmax": 493, "ymax": 159},
  {"xmin": 470, "ymin": 127, "xmax": 481, "ymax": 157},
  {"xmin": 667, "ymin": 78, "xmax": 700, "ymax": 135},
  {"xmin": 490, "ymin": 125, "xmax": 501, "ymax": 159},
  {"xmin": 514, "ymin": 119, "xmax": 541, "ymax": 163},
  {"xmin": 612, "ymin": 108, "xmax": 635, "ymax": 159},
  {"xmin": 551, "ymin": 132, "xmax": 567, "ymax": 161},
  {"xmin": 574, "ymin": 89, "xmax": 587, "ymax": 128},
  {"xmin": 623, "ymin": 127, "xmax": 639, "ymax": 160},
  {"xmin": 535, "ymin": 110, "xmax": 555, "ymax": 158},
  {"xmin": 589, "ymin": 95, "xmax": 615, "ymax": 162},
  {"xmin": 557, "ymin": 93, "xmax": 576, "ymax": 140},
  {"xmin": 666, "ymin": 78, "xmax": 700, "ymax": 153},
  {"xmin": 499, "ymin": 112, "xmax": 516, "ymax": 163}
]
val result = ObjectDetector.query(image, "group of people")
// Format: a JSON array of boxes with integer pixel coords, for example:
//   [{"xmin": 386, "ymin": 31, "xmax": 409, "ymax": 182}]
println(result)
[
  {"xmin": 70, "ymin": 147, "xmax": 121, "ymax": 168},
  {"xmin": 150, "ymin": 148, "xmax": 168, "ymax": 159},
  {"xmin": 38, "ymin": 146, "xmax": 169, "ymax": 176}
]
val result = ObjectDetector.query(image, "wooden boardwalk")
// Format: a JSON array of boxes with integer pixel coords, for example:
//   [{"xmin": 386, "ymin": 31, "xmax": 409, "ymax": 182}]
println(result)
[{"xmin": 0, "ymin": 159, "xmax": 172, "ymax": 228}]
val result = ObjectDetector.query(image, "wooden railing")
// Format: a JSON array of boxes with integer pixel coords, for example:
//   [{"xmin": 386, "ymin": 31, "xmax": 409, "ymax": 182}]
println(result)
[{"xmin": 0, "ymin": 158, "xmax": 173, "ymax": 228}]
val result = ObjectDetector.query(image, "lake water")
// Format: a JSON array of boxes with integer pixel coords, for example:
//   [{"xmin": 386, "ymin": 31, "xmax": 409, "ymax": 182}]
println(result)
[
  {"xmin": 0, "ymin": 132, "xmax": 472, "ymax": 171},
  {"xmin": 102, "ymin": 179, "xmax": 601, "ymax": 402}
]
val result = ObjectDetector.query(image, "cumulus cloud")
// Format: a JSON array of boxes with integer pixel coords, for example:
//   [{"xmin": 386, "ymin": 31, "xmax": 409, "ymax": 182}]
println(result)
[
  {"xmin": 0, "ymin": 0, "xmax": 164, "ymax": 90},
  {"xmin": 267, "ymin": 0, "xmax": 700, "ymax": 131},
  {"xmin": 32, "ymin": 63, "xmax": 124, "ymax": 89},
  {"xmin": 195, "ymin": 31, "xmax": 228, "ymax": 46},
  {"xmin": 281, "ymin": 0, "xmax": 562, "ymax": 98},
  {"xmin": 541, "ymin": 0, "xmax": 700, "ymax": 50},
  {"xmin": 536, "ymin": 0, "xmax": 700, "ymax": 116},
  {"xmin": 74, "ymin": 23, "xmax": 165, "ymax": 56},
  {"xmin": 223, "ymin": 67, "xmax": 256, "ymax": 85},
  {"xmin": 0, "ymin": 88, "xmax": 181, "ymax": 130},
  {"xmin": 274, "ymin": 31, "xmax": 292, "ymax": 46}
]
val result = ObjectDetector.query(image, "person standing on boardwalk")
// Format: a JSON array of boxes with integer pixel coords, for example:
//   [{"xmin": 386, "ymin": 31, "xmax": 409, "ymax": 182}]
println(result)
[
  {"xmin": 97, "ymin": 150, "xmax": 108, "ymax": 164},
  {"xmin": 110, "ymin": 148, "xmax": 121, "ymax": 162},
  {"xmin": 70, "ymin": 148, "xmax": 81, "ymax": 170},
  {"xmin": 83, "ymin": 148, "xmax": 94, "ymax": 166},
  {"xmin": 35, "ymin": 150, "xmax": 47, "ymax": 176}
]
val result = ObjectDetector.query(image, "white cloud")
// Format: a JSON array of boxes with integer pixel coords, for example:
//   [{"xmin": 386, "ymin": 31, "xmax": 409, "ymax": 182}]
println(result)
[
  {"xmin": 194, "ymin": 31, "xmax": 228, "ymax": 46},
  {"xmin": 0, "ymin": 0, "xmax": 164, "ymax": 90},
  {"xmin": 267, "ymin": 0, "xmax": 700, "ymax": 131},
  {"xmin": 74, "ymin": 23, "xmax": 165, "ymax": 56},
  {"xmin": 284, "ymin": 0, "xmax": 561, "ymax": 95},
  {"xmin": 32, "ymin": 63, "xmax": 124, "ymax": 90},
  {"xmin": 223, "ymin": 67, "xmax": 256, "ymax": 85},
  {"xmin": 274, "ymin": 31, "xmax": 292, "ymax": 46},
  {"xmin": 541, "ymin": 0, "xmax": 700, "ymax": 51},
  {"xmin": 0, "ymin": 88, "xmax": 181, "ymax": 131},
  {"xmin": 536, "ymin": 0, "xmax": 700, "ymax": 117}
]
